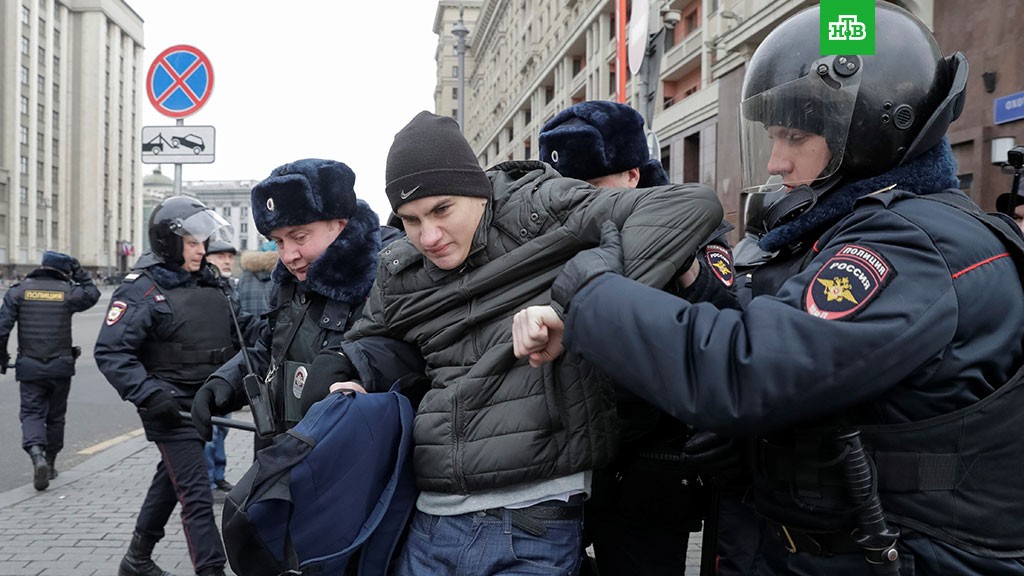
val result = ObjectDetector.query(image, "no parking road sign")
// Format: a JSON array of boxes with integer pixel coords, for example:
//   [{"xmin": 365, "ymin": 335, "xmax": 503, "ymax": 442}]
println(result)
[{"xmin": 147, "ymin": 45, "xmax": 214, "ymax": 118}]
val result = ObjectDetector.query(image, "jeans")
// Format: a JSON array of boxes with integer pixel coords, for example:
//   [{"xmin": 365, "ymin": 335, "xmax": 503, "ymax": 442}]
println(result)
[
  {"xmin": 395, "ymin": 507, "xmax": 583, "ymax": 576},
  {"xmin": 203, "ymin": 423, "xmax": 229, "ymax": 488}
]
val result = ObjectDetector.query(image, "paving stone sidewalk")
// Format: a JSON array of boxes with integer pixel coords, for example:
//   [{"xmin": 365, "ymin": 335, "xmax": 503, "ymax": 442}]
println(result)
[{"xmin": 0, "ymin": 414, "xmax": 254, "ymax": 576}]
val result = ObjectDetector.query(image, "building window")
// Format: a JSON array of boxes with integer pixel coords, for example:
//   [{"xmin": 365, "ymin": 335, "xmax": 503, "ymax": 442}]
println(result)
[
  {"xmin": 21, "ymin": 5, "xmax": 29, "ymax": 24},
  {"xmin": 20, "ymin": 95, "xmax": 29, "ymax": 115},
  {"xmin": 20, "ymin": 217, "xmax": 28, "ymax": 236},
  {"xmin": 20, "ymin": 157, "xmax": 28, "ymax": 175},
  {"xmin": 452, "ymin": 87, "xmax": 458, "ymax": 99},
  {"xmin": 21, "ymin": 66, "xmax": 29, "ymax": 84},
  {"xmin": 38, "ymin": 74, "xmax": 45, "ymax": 94},
  {"xmin": 240, "ymin": 222, "xmax": 248, "ymax": 234},
  {"xmin": 224, "ymin": 206, "xmax": 232, "ymax": 217},
  {"xmin": 545, "ymin": 86, "xmax": 554, "ymax": 103},
  {"xmin": 21, "ymin": 36, "xmax": 30, "ymax": 55},
  {"xmin": 572, "ymin": 57, "xmax": 583, "ymax": 76},
  {"xmin": 241, "ymin": 206, "xmax": 248, "ymax": 219},
  {"xmin": 452, "ymin": 109, "xmax": 458, "ymax": 118},
  {"xmin": 452, "ymin": 66, "xmax": 459, "ymax": 78},
  {"xmin": 19, "ymin": 186, "xmax": 28, "ymax": 204},
  {"xmin": 20, "ymin": 126, "xmax": 29, "ymax": 146},
  {"xmin": 0, "ymin": 215, "xmax": 6, "ymax": 233}
]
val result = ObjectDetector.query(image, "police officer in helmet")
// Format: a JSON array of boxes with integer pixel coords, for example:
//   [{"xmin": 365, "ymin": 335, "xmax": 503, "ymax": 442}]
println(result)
[
  {"xmin": 514, "ymin": 2, "xmax": 1024, "ymax": 574},
  {"xmin": 96, "ymin": 196, "xmax": 258, "ymax": 576},
  {"xmin": 0, "ymin": 251, "xmax": 100, "ymax": 490}
]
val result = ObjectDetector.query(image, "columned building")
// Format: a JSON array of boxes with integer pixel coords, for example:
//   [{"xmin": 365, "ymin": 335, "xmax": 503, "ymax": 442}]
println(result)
[
  {"xmin": 436, "ymin": 0, "xmax": 1019, "ymax": 240},
  {"xmin": 0, "ymin": 0, "xmax": 144, "ymax": 276}
]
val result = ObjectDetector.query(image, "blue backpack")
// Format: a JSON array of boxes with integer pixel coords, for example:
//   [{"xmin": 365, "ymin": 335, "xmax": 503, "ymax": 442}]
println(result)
[{"xmin": 222, "ymin": 390, "xmax": 417, "ymax": 576}]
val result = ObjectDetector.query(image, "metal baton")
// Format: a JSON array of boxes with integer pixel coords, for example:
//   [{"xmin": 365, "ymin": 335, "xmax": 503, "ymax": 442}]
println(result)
[
  {"xmin": 837, "ymin": 429, "xmax": 900, "ymax": 576},
  {"xmin": 179, "ymin": 410, "xmax": 257, "ymax": 433}
]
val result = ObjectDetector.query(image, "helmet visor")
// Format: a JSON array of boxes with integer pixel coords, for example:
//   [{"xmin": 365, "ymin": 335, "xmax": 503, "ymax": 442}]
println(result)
[
  {"xmin": 739, "ymin": 60, "xmax": 860, "ymax": 195},
  {"xmin": 172, "ymin": 209, "xmax": 233, "ymax": 244}
]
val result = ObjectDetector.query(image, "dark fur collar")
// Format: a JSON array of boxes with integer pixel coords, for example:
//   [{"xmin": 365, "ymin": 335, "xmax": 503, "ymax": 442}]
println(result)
[
  {"xmin": 143, "ymin": 262, "xmax": 220, "ymax": 289},
  {"xmin": 271, "ymin": 200, "xmax": 382, "ymax": 304},
  {"xmin": 760, "ymin": 139, "xmax": 960, "ymax": 252}
]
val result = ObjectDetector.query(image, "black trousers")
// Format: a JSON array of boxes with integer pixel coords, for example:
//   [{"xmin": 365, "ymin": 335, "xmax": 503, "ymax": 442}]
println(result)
[
  {"xmin": 19, "ymin": 377, "xmax": 71, "ymax": 453},
  {"xmin": 135, "ymin": 436, "xmax": 226, "ymax": 573}
]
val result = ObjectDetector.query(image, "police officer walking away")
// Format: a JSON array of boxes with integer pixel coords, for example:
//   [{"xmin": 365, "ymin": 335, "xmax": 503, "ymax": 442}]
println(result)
[
  {"xmin": 0, "ymin": 251, "xmax": 100, "ymax": 490},
  {"xmin": 514, "ymin": 3, "xmax": 1024, "ymax": 574},
  {"xmin": 96, "ymin": 196, "xmax": 257, "ymax": 576}
]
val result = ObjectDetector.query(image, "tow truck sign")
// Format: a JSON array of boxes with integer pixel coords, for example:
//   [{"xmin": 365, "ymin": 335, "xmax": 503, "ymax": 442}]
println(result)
[{"xmin": 141, "ymin": 125, "xmax": 216, "ymax": 164}]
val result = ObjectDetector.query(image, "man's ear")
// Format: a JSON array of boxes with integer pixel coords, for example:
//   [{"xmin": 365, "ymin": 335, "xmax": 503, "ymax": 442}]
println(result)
[{"xmin": 627, "ymin": 167, "xmax": 641, "ymax": 188}]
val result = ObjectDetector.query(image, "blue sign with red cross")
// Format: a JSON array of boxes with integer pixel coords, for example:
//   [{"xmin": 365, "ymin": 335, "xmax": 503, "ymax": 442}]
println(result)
[{"xmin": 146, "ymin": 45, "xmax": 214, "ymax": 119}]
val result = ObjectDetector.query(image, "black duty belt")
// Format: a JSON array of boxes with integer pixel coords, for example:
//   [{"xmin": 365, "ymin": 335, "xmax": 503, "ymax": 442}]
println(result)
[
  {"xmin": 769, "ymin": 522, "xmax": 863, "ymax": 556},
  {"xmin": 482, "ymin": 496, "xmax": 584, "ymax": 537}
]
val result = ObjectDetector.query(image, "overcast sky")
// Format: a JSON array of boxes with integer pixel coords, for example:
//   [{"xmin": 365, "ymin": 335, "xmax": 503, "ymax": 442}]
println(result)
[{"xmin": 129, "ymin": 1, "xmax": 441, "ymax": 219}]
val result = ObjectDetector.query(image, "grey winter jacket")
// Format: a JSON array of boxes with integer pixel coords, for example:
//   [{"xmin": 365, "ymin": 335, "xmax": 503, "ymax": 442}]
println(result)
[{"xmin": 347, "ymin": 161, "xmax": 723, "ymax": 493}]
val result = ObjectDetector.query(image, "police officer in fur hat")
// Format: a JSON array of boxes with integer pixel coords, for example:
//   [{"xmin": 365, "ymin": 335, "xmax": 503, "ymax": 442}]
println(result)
[
  {"xmin": 0, "ymin": 251, "xmax": 99, "ymax": 491},
  {"xmin": 540, "ymin": 100, "xmax": 748, "ymax": 576},
  {"xmin": 192, "ymin": 159, "xmax": 419, "ymax": 450},
  {"xmin": 96, "ymin": 196, "xmax": 259, "ymax": 576}
]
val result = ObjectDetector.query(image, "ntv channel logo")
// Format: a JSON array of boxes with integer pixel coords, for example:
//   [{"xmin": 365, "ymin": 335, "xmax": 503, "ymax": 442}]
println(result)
[{"xmin": 820, "ymin": 0, "xmax": 875, "ymax": 55}]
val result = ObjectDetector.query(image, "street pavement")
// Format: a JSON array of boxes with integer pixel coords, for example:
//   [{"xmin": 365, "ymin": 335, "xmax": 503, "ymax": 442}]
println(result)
[
  {"xmin": 0, "ymin": 404, "xmax": 707, "ymax": 576},
  {"xmin": 0, "ymin": 412, "xmax": 254, "ymax": 576}
]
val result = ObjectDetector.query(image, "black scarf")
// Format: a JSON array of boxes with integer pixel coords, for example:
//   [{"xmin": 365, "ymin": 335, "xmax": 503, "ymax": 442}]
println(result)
[{"xmin": 760, "ymin": 139, "xmax": 960, "ymax": 252}]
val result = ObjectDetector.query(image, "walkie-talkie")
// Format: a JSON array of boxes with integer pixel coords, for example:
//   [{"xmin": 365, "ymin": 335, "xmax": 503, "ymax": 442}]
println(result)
[{"xmin": 219, "ymin": 274, "xmax": 276, "ymax": 438}]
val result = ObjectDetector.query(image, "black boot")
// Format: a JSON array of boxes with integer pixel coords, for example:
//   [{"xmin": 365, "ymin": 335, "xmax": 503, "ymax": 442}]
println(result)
[
  {"xmin": 196, "ymin": 567, "xmax": 225, "ymax": 576},
  {"xmin": 118, "ymin": 532, "xmax": 174, "ymax": 576},
  {"xmin": 27, "ymin": 445, "xmax": 48, "ymax": 491},
  {"xmin": 45, "ymin": 452, "xmax": 58, "ymax": 480}
]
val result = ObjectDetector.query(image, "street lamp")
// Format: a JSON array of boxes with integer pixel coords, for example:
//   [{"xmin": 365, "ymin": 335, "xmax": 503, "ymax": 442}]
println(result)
[{"xmin": 452, "ymin": 8, "xmax": 470, "ymax": 132}]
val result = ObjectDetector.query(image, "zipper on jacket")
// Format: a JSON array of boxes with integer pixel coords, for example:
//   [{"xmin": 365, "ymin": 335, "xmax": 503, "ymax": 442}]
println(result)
[{"xmin": 451, "ymin": 394, "xmax": 467, "ymax": 493}]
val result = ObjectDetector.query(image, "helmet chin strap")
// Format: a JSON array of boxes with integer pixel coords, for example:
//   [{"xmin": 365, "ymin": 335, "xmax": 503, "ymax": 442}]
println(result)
[{"xmin": 762, "ymin": 173, "xmax": 843, "ymax": 232}]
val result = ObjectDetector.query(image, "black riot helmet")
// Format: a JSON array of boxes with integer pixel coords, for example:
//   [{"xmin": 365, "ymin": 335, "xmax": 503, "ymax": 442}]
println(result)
[
  {"xmin": 739, "ymin": 1, "xmax": 968, "ymax": 231},
  {"xmin": 148, "ymin": 196, "xmax": 231, "ymax": 266}
]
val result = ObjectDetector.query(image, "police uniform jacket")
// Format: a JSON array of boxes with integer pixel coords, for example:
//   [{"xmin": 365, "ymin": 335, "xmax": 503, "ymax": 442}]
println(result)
[
  {"xmin": 561, "ymin": 169, "xmax": 1024, "ymax": 573},
  {"xmin": 343, "ymin": 160, "xmax": 723, "ymax": 494},
  {"xmin": 209, "ymin": 201, "xmax": 410, "ymax": 433},
  {"xmin": 0, "ymin": 267, "xmax": 100, "ymax": 381},
  {"xmin": 95, "ymin": 253, "xmax": 258, "ymax": 414}
]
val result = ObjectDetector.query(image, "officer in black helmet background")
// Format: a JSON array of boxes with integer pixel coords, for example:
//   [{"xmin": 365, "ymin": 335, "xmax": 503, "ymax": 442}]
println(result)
[
  {"xmin": 95, "ymin": 196, "xmax": 258, "ymax": 576},
  {"xmin": 514, "ymin": 2, "xmax": 1024, "ymax": 574},
  {"xmin": 0, "ymin": 250, "xmax": 100, "ymax": 491}
]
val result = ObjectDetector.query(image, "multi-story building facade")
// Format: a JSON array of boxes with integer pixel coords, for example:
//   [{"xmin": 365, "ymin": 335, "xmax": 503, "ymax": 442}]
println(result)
[
  {"xmin": 1, "ymin": 0, "xmax": 144, "ymax": 277},
  {"xmin": 436, "ymin": 0, "xmax": 1021, "ymax": 241}
]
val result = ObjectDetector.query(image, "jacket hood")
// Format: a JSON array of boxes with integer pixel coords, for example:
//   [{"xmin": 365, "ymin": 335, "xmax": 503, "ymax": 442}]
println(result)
[{"xmin": 240, "ymin": 250, "xmax": 279, "ymax": 273}]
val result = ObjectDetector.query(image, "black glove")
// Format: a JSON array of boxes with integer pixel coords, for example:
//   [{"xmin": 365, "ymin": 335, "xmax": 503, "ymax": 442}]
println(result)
[
  {"xmin": 552, "ymin": 221, "xmax": 624, "ymax": 310},
  {"xmin": 302, "ymin": 350, "xmax": 359, "ymax": 415},
  {"xmin": 192, "ymin": 377, "xmax": 239, "ymax": 441},
  {"xmin": 681, "ymin": 430, "xmax": 745, "ymax": 478},
  {"xmin": 137, "ymin": 390, "xmax": 182, "ymax": 430},
  {"xmin": 0, "ymin": 351, "xmax": 9, "ymax": 375}
]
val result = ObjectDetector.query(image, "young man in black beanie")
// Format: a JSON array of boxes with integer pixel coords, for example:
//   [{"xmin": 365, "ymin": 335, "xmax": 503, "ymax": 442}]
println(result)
[
  {"xmin": 540, "ymin": 100, "xmax": 754, "ymax": 576},
  {"xmin": 303, "ymin": 110, "xmax": 724, "ymax": 575}
]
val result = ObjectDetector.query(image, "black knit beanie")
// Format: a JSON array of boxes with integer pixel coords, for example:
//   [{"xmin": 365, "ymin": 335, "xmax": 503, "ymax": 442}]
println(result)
[{"xmin": 385, "ymin": 111, "xmax": 491, "ymax": 212}]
